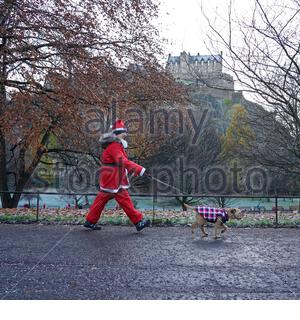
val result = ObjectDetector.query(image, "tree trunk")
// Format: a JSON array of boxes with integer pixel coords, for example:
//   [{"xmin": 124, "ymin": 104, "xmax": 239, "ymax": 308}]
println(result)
[
  {"xmin": 0, "ymin": 128, "xmax": 49, "ymax": 208},
  {"xmin": 0, "ymin": 7, "xmax": 11, "ymax": 207},
  {"xmin": 0, "ymin": 188, "xmax": 21, "ymax": 208},
  {"xmin": 0, "ymin": 88, "xmax": 11, "ymax": 207}
]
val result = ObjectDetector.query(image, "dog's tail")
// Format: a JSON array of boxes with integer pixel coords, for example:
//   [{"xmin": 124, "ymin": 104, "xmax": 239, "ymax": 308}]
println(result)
[{"xmin": 183, "ymin": 203, "xmax": 194, "ymax": 210}]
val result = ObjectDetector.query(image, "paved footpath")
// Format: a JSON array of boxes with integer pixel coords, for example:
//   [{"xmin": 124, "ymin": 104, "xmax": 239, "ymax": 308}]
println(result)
[{"xmin": 0, "ymin": 224, "xmax": 299, "ymax": 299}]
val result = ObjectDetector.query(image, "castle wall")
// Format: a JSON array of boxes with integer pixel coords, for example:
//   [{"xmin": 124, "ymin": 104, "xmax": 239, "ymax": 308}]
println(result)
[{"xmin": 166, "ymin": 52, "xmax": 234, "ymax": 98}]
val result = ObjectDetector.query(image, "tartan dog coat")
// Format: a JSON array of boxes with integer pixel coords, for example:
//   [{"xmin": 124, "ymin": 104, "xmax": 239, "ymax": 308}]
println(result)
[{"xmin": 196, "ymin": 206, "xmax": 229, "ymax": 223}]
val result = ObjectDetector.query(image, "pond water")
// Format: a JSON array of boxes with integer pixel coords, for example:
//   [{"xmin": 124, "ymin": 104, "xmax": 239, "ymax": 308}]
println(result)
[{"xmin": 1, "ymin": 192, "xmax": 299, "ymax": 211}]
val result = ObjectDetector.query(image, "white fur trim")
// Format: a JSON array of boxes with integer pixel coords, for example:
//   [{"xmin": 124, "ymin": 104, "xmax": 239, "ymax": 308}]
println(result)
[
  {"xmin": 100, "ymin": 185, "xmax": 130, "ymax": 193},
  {"xmin": 140, "ymin": 167, "xmax": 146, "ymax": 176},
  {"xmin": 120, "ymin": 139, "xmax": 128, "ymax": 149},
  {"xmin": 112, "ymin": 128, "xmax": 127, "ymax": 133}
]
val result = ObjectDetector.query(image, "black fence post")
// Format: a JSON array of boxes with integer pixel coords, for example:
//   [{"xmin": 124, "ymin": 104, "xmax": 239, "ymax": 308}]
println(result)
[
  {"xmin": 152, "ymin": 194, "xmax": 156, "ymax": 224},
  {"xmin": 36, "ymin": 192, "xmax": 40, "ymax": 222},
  {"xmin": 275, "ymin": 196, "xmax": 278, "ymax": 226}
]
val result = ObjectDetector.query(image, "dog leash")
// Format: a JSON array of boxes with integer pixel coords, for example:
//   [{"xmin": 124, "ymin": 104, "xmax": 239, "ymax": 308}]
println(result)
[{"xmin": 145, "ymin": 173, "xmax": 187, "ymax": 195}]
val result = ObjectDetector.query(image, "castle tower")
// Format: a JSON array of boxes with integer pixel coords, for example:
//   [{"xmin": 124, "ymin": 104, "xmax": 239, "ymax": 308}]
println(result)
[
  {"xmin": 166, "ymin": 51, "xmax": 234, "ymax": 98},
  {"xmin": 166, "ymin": 52, "xmax": 223, "ymax": 81}
]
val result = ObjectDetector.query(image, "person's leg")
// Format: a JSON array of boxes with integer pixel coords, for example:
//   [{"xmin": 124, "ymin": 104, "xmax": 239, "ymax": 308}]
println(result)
[
  {"xmin": 86, "ymin": 191, "xmax": 113, "ymax": 224},
  {"xmin": 114, "ymin": 189, "xmax": 143, "ymax": 225}
]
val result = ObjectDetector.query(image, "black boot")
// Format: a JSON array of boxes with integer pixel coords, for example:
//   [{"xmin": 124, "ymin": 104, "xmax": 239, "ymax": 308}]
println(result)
[
  {"xmin": 135, "ymin": 218, "xmax": 151, "ymax": 231},
  {"xmin": 83, "ymin": 220, "xmax": 101, "ymax": 230}
]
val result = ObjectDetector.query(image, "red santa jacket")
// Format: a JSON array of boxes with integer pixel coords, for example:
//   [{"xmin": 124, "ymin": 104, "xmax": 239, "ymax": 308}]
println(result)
[{"xmin": 99, "ymin": 133, "xmax": 145, "ymax": 193}]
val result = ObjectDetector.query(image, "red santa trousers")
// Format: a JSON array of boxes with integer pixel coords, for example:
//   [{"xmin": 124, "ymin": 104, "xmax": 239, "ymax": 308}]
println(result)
[{"xmin": 86, "ymin": 189, "xmax": 143, "ymax": 225}]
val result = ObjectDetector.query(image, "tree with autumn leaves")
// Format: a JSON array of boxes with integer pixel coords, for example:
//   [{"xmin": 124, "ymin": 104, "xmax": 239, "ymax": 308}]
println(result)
[
  {"xmin": 0, "ymin": 0, "xmax": 184, "ymax": 207},
  {"xmin": 221, "ymin": 104, "xmax": 255, "ymax": 160},
  {"xmin": 220, "ymin": 104, "xmax": 255, "ymax": 194},
  {"xmin": 221, "ymin": 102, "xmax": 300, "ymax": 194}
]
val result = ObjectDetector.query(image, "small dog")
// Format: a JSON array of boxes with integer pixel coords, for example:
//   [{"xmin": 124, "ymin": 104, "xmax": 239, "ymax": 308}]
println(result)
[{"xmin": 183, "ymin": 203, "xmax": 243, "ymax": 240}]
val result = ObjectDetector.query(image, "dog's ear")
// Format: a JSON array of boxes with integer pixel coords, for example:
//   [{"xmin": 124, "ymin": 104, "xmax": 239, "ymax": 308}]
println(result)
[{"xmin": 230, "ymin": 209, "xmax": 236, "ymax": 214}]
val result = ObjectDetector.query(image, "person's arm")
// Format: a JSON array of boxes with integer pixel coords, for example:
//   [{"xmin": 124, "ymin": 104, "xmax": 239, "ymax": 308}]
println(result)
[{"xmin": 109, "ymin": 142, "xmax": 146, "ymax": 176}]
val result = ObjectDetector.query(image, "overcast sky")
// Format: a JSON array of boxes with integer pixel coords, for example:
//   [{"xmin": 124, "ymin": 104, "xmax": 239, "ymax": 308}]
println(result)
[
  {"xmin": 158, "ymin": 0, "xmax": 252, "ymax": 58},
  {"xmin": 157, "ymin": 0, "xmax": 259, "ymax": 95}
]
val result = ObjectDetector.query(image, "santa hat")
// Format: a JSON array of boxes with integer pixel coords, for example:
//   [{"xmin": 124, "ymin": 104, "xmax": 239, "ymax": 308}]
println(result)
[{"xmin": 111, "ymin": 119, "xmax": 127, "ymax": 134}]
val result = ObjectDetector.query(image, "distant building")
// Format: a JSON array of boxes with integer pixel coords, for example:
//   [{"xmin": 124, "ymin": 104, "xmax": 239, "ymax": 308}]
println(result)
[
  {"xmin": 166, "ymin": 51, "xmax": 234, "ymax": 98},
  {"xmin": 166, "ymin": 51, "xmax": 222, "ymax": 79}
]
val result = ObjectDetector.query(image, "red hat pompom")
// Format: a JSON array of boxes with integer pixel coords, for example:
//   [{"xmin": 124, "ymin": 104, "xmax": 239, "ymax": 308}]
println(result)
[{"xmin": 111, "ymin": 119, "xmax": 127, "ymax": 134}]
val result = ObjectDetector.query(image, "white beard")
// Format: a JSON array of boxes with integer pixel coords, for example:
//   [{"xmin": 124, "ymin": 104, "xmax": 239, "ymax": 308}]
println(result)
[{"xmin": 120, "ymin": 139, "xmax": 128, "ymax": 149}]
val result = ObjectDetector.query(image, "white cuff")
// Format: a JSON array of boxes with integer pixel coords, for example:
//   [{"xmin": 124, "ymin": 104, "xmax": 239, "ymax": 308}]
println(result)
[{"xmin": 140, "ymin": 167, "xmax": 146, "ymax": 176}]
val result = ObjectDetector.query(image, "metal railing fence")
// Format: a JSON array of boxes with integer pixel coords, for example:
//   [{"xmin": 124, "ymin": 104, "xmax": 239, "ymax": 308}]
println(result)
[{"xmin": 1, "ymin": 190, "xmax": 300, "ymax": 225}]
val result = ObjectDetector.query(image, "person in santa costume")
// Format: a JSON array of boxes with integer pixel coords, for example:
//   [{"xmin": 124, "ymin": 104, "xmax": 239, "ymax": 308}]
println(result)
[{"xmin": 84, "ymin": 119, "xmax": 151, "ymax": 231}]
